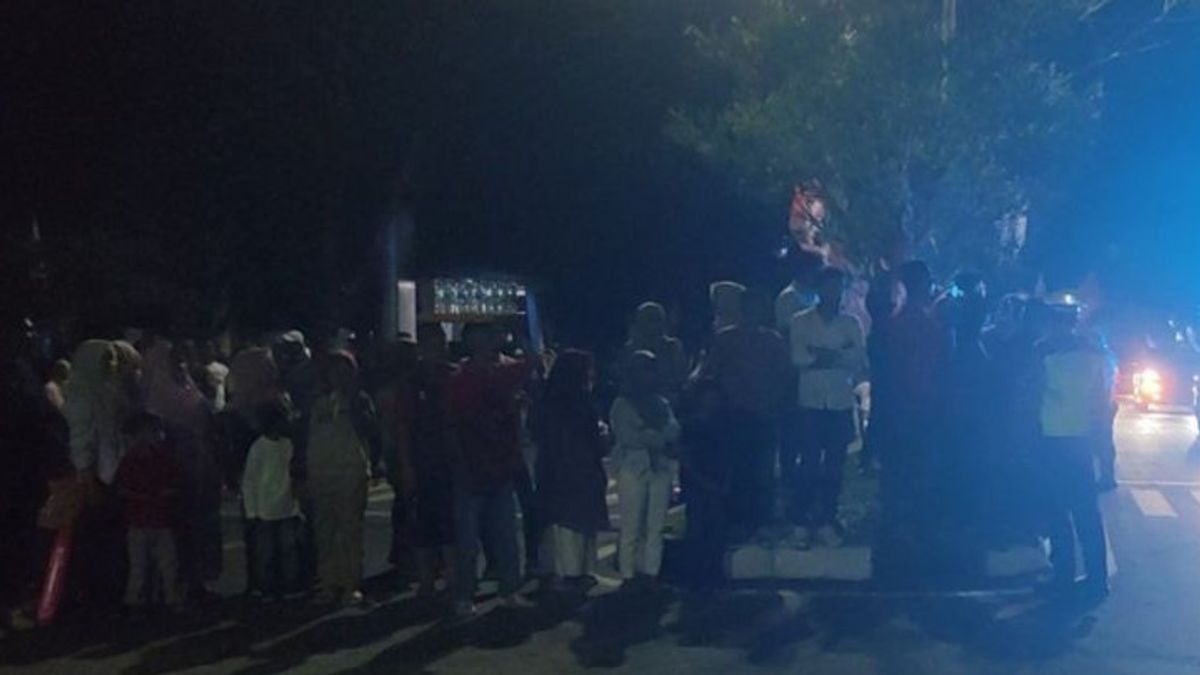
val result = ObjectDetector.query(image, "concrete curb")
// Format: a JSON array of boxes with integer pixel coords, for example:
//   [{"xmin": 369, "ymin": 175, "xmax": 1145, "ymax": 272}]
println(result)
[{"xmin": 727, "ymin": 543, "xmax": 1049, "ymax": 582}]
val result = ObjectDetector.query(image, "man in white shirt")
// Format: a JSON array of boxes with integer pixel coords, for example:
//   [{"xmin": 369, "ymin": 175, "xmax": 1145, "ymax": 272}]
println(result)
[
  {"xmin": 788, "ymin": 267, "xmax": 866, "ymax": 547},
  {"xmin": 774, "ymin": 249, "xmax": 825, "ymax": 337}
]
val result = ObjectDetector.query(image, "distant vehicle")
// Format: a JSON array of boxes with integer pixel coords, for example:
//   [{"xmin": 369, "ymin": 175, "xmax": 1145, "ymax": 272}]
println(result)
[
  {"xmin": 1125, "ymin": 360, "xmax": 1196, "ymax": 412},
  {"xmin": 1117, "ymin": 318, "xmax": 1200, "ymax": 414}
]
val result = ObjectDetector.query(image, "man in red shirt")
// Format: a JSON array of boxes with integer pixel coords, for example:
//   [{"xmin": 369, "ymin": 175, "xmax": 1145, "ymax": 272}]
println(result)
[
  {"xmin": 446, "ymin": 323, "xmax": 536, "ymax": 618},
  {"xmin": 115, "ymin": 412, "xmax": 182, "ymax": 608},
  {"xmin": 875, "ymin": 261, "xmax": 946, "ymax": 580}
]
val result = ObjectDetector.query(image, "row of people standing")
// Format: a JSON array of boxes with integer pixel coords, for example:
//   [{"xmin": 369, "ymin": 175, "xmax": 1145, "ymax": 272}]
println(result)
[
  {"xmin": 4, "ymin": 257, "xmax": 1113, "ymax": 631},
  {"xmin": 14, "ymin": 335, "xmax": 231, "ymax": 616},
  {"xmin": 866, "ymin": 261, "xmax": 1111, "ymax": 595},
  {"xmin": 631, "ymin": 253, "xmax": 1112, "ymax": 598}
]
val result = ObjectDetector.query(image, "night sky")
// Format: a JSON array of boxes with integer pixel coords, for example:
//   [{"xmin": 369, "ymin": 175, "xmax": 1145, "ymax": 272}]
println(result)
[{"xmin": 4, "ymin": 2, "xmax": 1200, "ymax": 351}]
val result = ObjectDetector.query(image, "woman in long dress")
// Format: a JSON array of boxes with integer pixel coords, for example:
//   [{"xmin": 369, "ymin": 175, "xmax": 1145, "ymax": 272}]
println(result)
[
  {"xmin": 302, "ymin": 352, "xmax": 380, "ymax": 606},
  {"xmin": 534, "ymin": 350, "xmax": 609, "ymax": 588}
]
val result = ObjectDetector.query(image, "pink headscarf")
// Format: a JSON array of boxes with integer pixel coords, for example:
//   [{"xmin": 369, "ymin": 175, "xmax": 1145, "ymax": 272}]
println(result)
[
  {"xmin": 227, "ymin": 346, "xmax": 280, "ymax": 421},
  {"xmin": 142, "ymin": 338, "xmax": 208, "ymax": 436}
]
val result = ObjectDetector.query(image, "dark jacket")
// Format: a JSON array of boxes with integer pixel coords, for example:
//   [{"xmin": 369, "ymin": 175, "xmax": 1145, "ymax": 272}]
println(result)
[{"xmin": 532, "ymin": 396, "xmax": 610, "ymax": 534}]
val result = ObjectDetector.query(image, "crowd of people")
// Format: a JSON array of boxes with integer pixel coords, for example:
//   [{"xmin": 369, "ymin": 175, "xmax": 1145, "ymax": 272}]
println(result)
[{"xmin": 0, "ymin": 253, "xmax": 1117, "ymax": 636}]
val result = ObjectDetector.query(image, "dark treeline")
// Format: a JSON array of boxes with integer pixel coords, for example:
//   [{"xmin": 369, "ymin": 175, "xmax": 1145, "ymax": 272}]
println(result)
[{"xmin": 2, "ymin": 1, "xmax": 775, "ymax": 351}]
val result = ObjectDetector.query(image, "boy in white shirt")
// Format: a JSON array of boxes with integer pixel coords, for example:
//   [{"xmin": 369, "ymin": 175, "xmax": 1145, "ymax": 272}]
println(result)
[{"xmin": 242, "ymin": 402, "xmax": 303, "ymax": 599}]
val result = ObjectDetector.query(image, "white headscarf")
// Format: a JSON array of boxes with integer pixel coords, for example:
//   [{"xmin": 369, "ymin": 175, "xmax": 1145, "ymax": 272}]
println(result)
[{"xmin": 64, "ymin": 340, "xmax": 124, "ymax": 484}]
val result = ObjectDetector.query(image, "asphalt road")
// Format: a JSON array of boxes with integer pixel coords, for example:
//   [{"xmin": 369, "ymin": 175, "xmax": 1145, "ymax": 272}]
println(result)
[{"xmin": 7, "ymin": 405, "xmax": 1200, "ymax": 674}]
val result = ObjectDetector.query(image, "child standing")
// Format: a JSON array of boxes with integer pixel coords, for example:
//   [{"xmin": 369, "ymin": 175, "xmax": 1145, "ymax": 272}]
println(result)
[
  {"xmin": 242, "ymin": 402, "xmax": 303, "ymax": 600},
  {"xmin": 115, "ymin": 412, "xmax": 182, "ymax": 609}
]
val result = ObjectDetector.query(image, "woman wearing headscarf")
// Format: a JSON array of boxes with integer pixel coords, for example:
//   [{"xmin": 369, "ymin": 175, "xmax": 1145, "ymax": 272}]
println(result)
[
  {"xmin": 64, "ymin": 339, "xmax": 129, "ymax": 608},
  {"xmin": 299, "ymin": 351, "xmax": 381, "ymax": 606},
  {"xmin": 211, "ymin": 343, "xmax": 284, "ymax": 596},
  {"xmin": 142, "ymin": 337, "xmax": 222, "ymax": 598},
  {"xmin": 227, "ymin": 345, "xmax": 282, "ymax": 424},
  {"xmin": 369, "ymin": 339, "xmax": 420, "ymax": 575},
  {"xmin": 220, "ymin": 344, "xmax": 282, "ymax": 488},
  {"xmin": 610, "ymin": 350, "xmax": 680, "ymax": 585},
  {"xmin": 533, "ymin": 350, "xmax": 609, "ymax": 588}
]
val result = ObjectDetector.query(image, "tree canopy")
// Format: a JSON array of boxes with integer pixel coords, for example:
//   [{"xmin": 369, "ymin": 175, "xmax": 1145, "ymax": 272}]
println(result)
[{"xmin": 669, "ymin": 0, "xmax": 1196, "ymax": 274}]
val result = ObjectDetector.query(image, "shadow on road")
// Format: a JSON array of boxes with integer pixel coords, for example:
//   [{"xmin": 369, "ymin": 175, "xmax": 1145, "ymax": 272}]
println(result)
[
  {"xmin": 338, "ymin": 586, "xmax": 593, "ymax": 674},
  {"xmin": 659, "ymin": 588, "xmax": 1101, "ymax": 672},
  {"xmin": 123, "ymin": 600, "xmax": 334, "ymax": 675},
  {"xmin": 924, "ymin": 595, "xmax": 1101, "ymax": 662},
  {"xmin": 568, "ymin": 584, "xmax": 675, "ymax": 669},
  {"xmin": 2, "ymin": 580, "xmax": 1105, "ymax": 673},
  {"xmin": 0, "ymin": 602, "xmax": 231, "ymax": 669},
  {"xmin": 232, "ymin": 594, "xmax": 445, "ymax": 675}
]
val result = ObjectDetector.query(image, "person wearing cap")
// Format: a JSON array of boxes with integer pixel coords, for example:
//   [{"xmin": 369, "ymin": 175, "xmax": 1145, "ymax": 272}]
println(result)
[
  {"xmin": 1033, "ymin": 291, "xmax": 1110, "ymax": 601},
  {"xmin": 275, "ymin": 330, "xmax": 322, "ymax": 418}
]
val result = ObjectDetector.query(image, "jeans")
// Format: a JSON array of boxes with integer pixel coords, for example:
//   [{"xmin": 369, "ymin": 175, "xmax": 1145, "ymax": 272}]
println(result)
[
  {"xmin": 617, "ymin": 453, "xmax": 674, "ymax": 579},
  {"xmin": 251, "ymin": 517, "xmax": 303, "ymax": 596},
  {"xmin": 125, "ymin": 527, "xmax": 180, "ymax": 606},
  {"xmin": 1044, "ymin": 436, "xmax": 1108, "ymax": 586},
  {"xmin": 453, "ymin": 484, "xmax": 520, "ymax": 605},
  {"xmin": 514, "ymin": 463, "xmax": 542, "ymax": 573}
]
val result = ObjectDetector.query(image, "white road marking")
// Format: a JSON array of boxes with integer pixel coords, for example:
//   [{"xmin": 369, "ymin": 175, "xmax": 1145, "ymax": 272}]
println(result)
[
  {"xmin": 1104, "ymin": 524, "xmax": 1117, "ymax": 578},
  {"xmin": 1131, "ymin": 489, "xmax": 1179, "ymax": 518},
  {"xmin": 1190, "ymin": 490, "xmax": 1200, "ymax": 507},
  {"xmin": 1122, "ymin": 480, "xmax": 1200, "ymax": 488},
  {"xmin": 806, "ymin": 588, "xmax": 1033, "ymax": 600}
]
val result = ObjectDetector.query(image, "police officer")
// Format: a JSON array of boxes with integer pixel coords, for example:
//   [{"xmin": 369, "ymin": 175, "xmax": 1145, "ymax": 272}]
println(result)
[{"xmin": 1035, "ymin": 291, "xmax": 1110, "ymax": 600}]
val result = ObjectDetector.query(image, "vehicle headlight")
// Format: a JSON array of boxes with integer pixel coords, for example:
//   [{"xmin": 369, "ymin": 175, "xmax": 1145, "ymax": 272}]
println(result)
[{"xmin": 1135, "ymin": 368, "xmax": 1164, "ymax": 401}]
